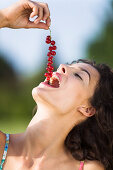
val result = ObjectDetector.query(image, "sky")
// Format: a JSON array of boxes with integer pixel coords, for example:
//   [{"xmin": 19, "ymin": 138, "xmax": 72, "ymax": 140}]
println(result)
[{"xmin": 0, "ymin": 0, "xmax": 112, "ymax": 76}]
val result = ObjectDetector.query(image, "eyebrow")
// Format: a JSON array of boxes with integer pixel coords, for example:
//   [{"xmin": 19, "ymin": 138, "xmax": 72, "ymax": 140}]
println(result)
[
  {"xmin": 67, "ymin": 63, "xmax": 91, "ymax": 80},
  {"xmin": 79, "ymin": 67, "xmax": 91, "ymax": 80}
]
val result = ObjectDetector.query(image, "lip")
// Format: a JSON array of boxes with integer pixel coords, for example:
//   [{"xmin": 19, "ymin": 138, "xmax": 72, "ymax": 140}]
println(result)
[{"xmin": 40, "ymin": 82, "xmax": 56, "ymax": 88}]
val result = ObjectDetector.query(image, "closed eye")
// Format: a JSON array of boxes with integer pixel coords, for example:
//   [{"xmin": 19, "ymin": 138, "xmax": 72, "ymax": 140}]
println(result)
[{"xmin": 74, "ymin": 73, "xmax": 83, "ymax": 80}]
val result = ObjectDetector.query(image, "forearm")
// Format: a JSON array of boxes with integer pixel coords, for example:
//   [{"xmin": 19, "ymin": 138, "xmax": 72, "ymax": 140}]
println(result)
[{"xmin": 0, "ymin": 9, "xmax": 8, "ymax": 28}]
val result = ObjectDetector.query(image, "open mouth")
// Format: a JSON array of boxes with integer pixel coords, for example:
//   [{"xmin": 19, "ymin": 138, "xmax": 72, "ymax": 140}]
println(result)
[{"xmin": 44, "ymin": 74, "xmax": 60, "ymax": 88}]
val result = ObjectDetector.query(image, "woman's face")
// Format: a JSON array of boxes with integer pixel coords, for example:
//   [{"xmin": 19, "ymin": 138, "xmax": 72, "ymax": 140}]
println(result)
[{"xmin": 32, "ymin": 62, "xmax": 100, "ymax": 114}]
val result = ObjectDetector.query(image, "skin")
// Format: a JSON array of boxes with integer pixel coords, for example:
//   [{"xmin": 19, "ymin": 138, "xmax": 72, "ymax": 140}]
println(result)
[
  {"xmin": 0, "ymin": 1, "xmax": 104, "ymax": 169},
  {"xmin": 1, "ymin": 63, "xmax": 105, "ymax": 170},
  {"xmin": 0, "ymin": 0, "xmax": 51, "ymax": 29}
]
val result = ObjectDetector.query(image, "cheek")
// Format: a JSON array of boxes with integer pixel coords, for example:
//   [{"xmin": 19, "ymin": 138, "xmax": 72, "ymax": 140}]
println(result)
[
  {"xmin": 60, "ymin": 77, "xmax": 90, "ymax": 112},
  {"xmin": 51, "ymin": 84, "xmax": 86, "ymax": 114},
  {"xmin": 59, "ymin": 86, "xmax": 84, "ymax": 112},
  {"xmin": 32, "ymin": 81, "xmax": 87, "ymax": 114}
]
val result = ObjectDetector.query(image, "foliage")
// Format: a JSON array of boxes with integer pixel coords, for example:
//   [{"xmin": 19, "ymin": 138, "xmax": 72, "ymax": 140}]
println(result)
[{"xmin": 87, "ymin": 7, "xmax": 113, "ymax": 68}]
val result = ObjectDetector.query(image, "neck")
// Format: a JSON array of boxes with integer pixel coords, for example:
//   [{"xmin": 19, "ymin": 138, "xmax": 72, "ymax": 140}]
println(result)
[{"xmin": 10, "ymin": 104, "xmax": 82, "ymax": 160}]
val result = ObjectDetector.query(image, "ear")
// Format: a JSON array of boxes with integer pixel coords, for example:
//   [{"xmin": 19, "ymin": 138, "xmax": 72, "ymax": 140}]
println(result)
[{"xmin": 77, "ymin": 106, "xmax": 96, "ymax": 117}]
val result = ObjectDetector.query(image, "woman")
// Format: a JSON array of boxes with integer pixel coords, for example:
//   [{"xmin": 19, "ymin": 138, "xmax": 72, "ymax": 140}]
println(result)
[{"xmin": 0, "ymin": 1, "xmax": 113, "ymax": 170}]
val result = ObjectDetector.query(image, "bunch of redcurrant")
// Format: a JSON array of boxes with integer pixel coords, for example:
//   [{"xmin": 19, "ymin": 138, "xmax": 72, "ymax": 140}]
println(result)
[{"xmin": 44, "ymin": 29, "xmax": 57, "ymax": 81}]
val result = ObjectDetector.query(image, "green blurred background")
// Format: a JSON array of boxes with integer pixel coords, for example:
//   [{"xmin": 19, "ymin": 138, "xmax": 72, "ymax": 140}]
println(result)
[{"xmin": 0, "ymin": 0, "xmax": 113, "ymax": 134}]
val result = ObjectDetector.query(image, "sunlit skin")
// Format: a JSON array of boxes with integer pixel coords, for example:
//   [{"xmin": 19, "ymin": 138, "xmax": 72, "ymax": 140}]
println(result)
[
  {"xmin": 32, "ymin": 62, "xmax": 99, "ymax": 115},
  {"xmin": 2, "ymin": 63, "xmax": 105, "ymax": 170},
  {"xmin": 0, "ymin": 0, "xmax": 51, "ymax": 29}
]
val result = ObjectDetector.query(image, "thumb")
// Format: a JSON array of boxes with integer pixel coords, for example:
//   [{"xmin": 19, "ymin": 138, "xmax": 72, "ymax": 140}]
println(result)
[{"xmin": 26, "ymin": 21, "xmax": 49, "ymax": 29}]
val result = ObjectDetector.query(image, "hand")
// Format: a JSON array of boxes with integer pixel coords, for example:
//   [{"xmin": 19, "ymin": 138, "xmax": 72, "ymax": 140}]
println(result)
[{"xmin": 1, "ymin": 0, "xmax": 51, "ymax": 29}]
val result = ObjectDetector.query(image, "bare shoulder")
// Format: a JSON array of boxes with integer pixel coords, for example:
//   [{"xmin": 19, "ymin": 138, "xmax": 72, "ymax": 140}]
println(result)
[
  {"xmin": 84, "ymin": 160, "xmax": 105, "ymax": 170},
  {"xmin": 0, "ymin": 131, "xmax": 6, "ymax": 162}
]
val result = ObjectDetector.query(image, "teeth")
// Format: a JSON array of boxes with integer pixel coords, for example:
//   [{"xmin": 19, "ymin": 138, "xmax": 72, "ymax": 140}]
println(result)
[
  {"xmin": 44, "ymin": 75, "xmax": 60, "ymax": 87},
  {"xmin": 51, "ymin": 75, "xmax": 60, "ymax": 81},
  {"xmin": 50, "ymin": 75, "xmax": 60, "ymax": 86}
]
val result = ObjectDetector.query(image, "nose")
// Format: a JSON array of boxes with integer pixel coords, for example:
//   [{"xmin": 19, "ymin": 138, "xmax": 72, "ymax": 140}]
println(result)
[{"xmin": 57, "ymin": 64, "xmax": 69, "ymax": 74}]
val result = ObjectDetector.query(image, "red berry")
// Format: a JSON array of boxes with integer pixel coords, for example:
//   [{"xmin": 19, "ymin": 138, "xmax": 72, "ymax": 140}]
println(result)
[
  {"xmin": 49, "ymin": 65, "xmax": 54, "ymax": 70},
  {"xmin": 51, "ymin": 41, "xmax": 55, "ymax": 45},
  {"xmin": 49, "ymin": 71, "xmax": 52, "ymax": 73},
  {"xmin": 44, "ymin": 73, "xmax": 49, "ymax": 77},
  {"xmin": 46, "ymin": 38, "xmax": 51, "ymax": 42},
  {"xmin": 50, "ymin": 51, "xmax": 56, "ymax": 56},
  {"xmin": 48, "ymin": 65, "xmax": 51, "ymax": 69},
  {"xmin": 47, "ymin": 52, "xmax": 52, "ymax": 57},
  {"xmin": 47, "ymin": 63, "xmax": 50, "ymax": 67},
  {"xmin": 46, "ymin": 67, "xmax": 52, "ymax": 72},
  {"xmin": 48, "ymin": 61, "xmax": 53, "ymax": 65},
  {"xmin": 49, "ymin": 46, "xmax": 54, "ymax": 51},
  {"xmin": 46, "ymin": 36, "xmax": 51, "ymax": 42},
  {"xmin": 52, "ymin": 46, "xmax": 57, "ymax": 50},
  {"xmin": 48, "ymin": 67, "xmax": 52, "ymax": 71},
  {"xmin": 49, "ymin": 56, "xmax": 53, "ymax": 60},
  {"xmin": 48, "ymin": 73, "xmax": 53, "ymax": 77},
  {"xmin": 46, "ymin": 36, "xmax": 51, "ymax": 39},
  {"xmin": 48, "ymin": 58, "xmax": 52, "ymax": 62},
  {"xmin": 46, "ymin": 40, "xmax": 51, "ymax": 44},
  {"xmin": 47, "ymin": 63, "xmax": 51, "ymax": 67},
  {"xmin": 48, "ymin": 70, "xmax": 52, "ymax": 73},
  {"xmin": 46, "ymin": 77, "xmax": 50, "ymax": 81},
  {"xmin": 46, "ymin": 68, "xmax": 49, "ymax": 71}
]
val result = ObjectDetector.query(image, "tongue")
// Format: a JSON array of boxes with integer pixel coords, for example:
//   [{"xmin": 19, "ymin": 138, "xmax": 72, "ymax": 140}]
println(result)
[{"xmin": 49, "ymin": 78, "xmax": 59, "ymax": 88}]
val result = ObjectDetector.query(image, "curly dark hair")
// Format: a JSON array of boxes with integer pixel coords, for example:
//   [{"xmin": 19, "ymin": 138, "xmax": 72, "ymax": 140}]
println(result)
[{"xmin": 65, "ymin": 59, "xmax": 113, "ymax": 170}]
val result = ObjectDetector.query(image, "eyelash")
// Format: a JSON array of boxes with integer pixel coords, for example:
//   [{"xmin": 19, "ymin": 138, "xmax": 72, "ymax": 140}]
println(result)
[{"xmin": 74, "ymin": 73, "xmax": 83, "ymax": 80}]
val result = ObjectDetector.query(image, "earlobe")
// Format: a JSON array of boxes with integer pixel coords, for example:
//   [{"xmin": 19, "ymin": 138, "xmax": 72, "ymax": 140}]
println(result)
[{"xmin": 77, "ymin": 106, "xmax": 96, "ymax": 117}]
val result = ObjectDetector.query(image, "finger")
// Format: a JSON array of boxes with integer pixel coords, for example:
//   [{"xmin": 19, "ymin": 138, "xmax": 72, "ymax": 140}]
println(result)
[
  {"xmin": 43, "ymin": 6, "xmax": 50, "ymax": 21},
  {"xmin": 28, "ymin": 1, "xmax": 39, "ymax": 18},
  {"xmin": 34, "ymin": 7, "xmax": 43, "ymax": 24},
  {"xmin": 46, "ymin": 17, "xmax": 51, "ymax": 27},
  {"xmin": 30, "ymin": 7, "xmax": 39, "ymax": 18},
  {"xmin": 26, "ymin": 21, "xmax": 49, "ymax": 30},
  {"xmin": 38, "ymin": 3, "xmax": 50, "ymax": 21}
]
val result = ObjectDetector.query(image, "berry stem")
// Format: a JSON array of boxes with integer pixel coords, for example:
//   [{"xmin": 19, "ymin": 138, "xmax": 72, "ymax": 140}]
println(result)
[{"xmin": 49, "ymin": 28, "xmax": 52, "ymax": 40}]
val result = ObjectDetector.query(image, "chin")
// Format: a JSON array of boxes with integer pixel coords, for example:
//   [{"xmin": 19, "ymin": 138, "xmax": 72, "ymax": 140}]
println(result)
[
  {"xmin": 32, "ymin": 86, "xmax": 58, "ymax": 110},
  {"xmin": 32, "ymin": 86, "xmax": 51, "ymax": 104},
  {"xmin": 32, "ymin": 86, "xmax": 42, "ymax": 103}
]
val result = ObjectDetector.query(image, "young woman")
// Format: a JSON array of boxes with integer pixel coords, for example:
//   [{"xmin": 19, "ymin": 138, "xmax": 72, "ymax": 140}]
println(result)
[{"xmin": 0, "ymin": 1, "xmax": 113, "ymax": 170}]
